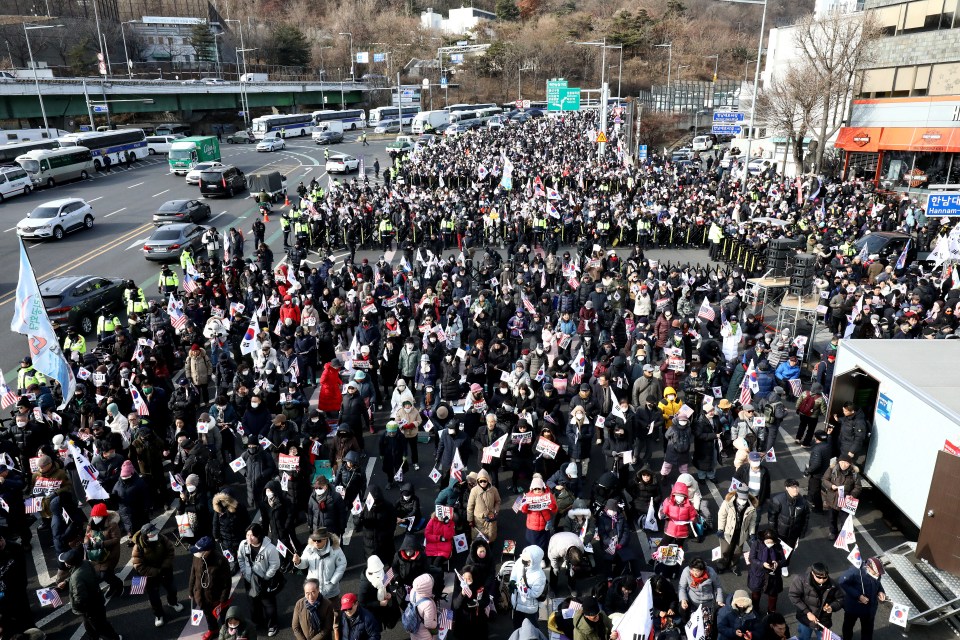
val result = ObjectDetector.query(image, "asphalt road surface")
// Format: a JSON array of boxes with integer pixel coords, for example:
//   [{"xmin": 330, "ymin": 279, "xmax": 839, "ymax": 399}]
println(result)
[{"xmin": 0, "ymin": 134, "xmax": 949, "ymax": 640}]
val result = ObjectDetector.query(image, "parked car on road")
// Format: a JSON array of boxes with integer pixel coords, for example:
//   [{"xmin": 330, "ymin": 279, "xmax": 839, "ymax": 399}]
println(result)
[{"xmin": 40, "ymin": 275, "xmax": 126, "ymax": 333}]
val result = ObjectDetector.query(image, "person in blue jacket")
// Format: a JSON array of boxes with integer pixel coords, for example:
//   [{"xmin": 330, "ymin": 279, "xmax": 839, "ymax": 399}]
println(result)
[
  {"xmin": 774, "ymin": 355, "xmax": 802, "ymax": 399},
  {"xmin": 838, "ymin": 557, "xmax": 887, "ymax": 640},
  {"xmin": 338, "ymin": 592, "xmax": 382, "ymax": 640}
]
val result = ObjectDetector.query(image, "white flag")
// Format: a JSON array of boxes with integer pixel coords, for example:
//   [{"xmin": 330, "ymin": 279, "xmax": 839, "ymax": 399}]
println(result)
[{"xmin": 67, "ymin": 442, "xmax": 109, "ymax": 500}]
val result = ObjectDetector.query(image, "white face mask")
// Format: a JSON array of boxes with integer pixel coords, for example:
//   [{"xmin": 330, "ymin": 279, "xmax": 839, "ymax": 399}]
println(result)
[
  {"xmin": 667, "ymin": 394, "xmax": 676, "ymax": 401},
  {"xmin": 764, "ymin": 541, "xmax": 776, "ymax": 548},
  {"xmin": 250, "ymin": 401, "xmax": 260, "ymax": 408},
  {"xmin": 606, "ymin": 509, "xmax": 617, "ymax": 517},
  {"xmin": 186, "ymin": 485, "xmax": 197, "ymax": 493},
  {"xmin": 93, "ymin": 516, "xmax": 104, "ymax": 524},
  {"xmin": 315, "ymin": 488, "xmax": 325, "ymax": 496},
  {"xmin": 265, "ymin": 490, "xmax": 274, "ymax": 499},
  {"xmin": 147, "ymin": 534, "xmax": 159, "ymax": 542},
  {"xmin": 675, "ymin": 496, "xmax": 686, "ymax": 504},
  {"xmin": 193, "ymin": 552, "xmax": 204, "ymax": 558}
]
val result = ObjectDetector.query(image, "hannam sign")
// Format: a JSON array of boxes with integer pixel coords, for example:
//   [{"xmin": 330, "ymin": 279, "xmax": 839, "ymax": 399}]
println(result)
[{"xmin": 927, "ymin": 191, "xmax": 960, "ymax": 217}]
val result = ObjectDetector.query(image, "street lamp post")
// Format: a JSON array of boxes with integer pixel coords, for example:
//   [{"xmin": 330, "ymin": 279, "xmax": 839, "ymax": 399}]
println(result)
[
  {"xmin": 654, "ymin": 43, "xmax": 672, "ymax": 112},
  {"xmin": 338, "ymin": 32, "xmax": 354, "ymax": 80},
  {"xmin": 316, "ymin": 45, "xmax": 332, "ymax": 80},
  {"xmin": 24, "ymin": 23, "xmax": 62, "ymax": 136},
  {"xmin": 120, "ymin": 21, "xmax": 137, "ymax": 79},
  {"xmin": 705, "ymin": 54, "xmax": 719, "ymax": 82},
  {"xmin": 568, "ymin": 39, "xmax": 608, "ymax": 157},
  {"xmin": 227, "ymin": 17, "xmax": 252, "ymax": 129},
  {"xmin": 518, "ymin": 64, "xmax": 534, "ymax": 101},
  {"xmin": 720, "ymin": 0, "xmax": 769, "ymax": 193}
]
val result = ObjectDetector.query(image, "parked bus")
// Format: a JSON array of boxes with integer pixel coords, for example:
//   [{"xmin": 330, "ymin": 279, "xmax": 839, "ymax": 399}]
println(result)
[
  {"xmin": 475, "ymin": 107, "xmax": 503, "ymax": 122},
  {"xmin": 368, "ymin": 105, "xmax": 420, "ymax": 127},
  {"xmin": 0, "ymin": 127, "xmax": 70, "ymax": 144},
  {"xmin": 57, "ymin": 129, "xmax": 149, "ymax": 170},
  {"xmin": 16, "ymin": 146, "xmax": 94, "ymax": 187},
  {"xmin": 251, "ymin": 113, "xmax": 315, "ymax": 139},
  {"xmin": 0, "ymin": 139, "xmax": 60, "ymax": 165},
  {"xmin": 310, "ymin": 109, "xmax": 367, "ymax": 131},
  {"xmin": 446, "ymin": 103, "xmax": 497, "ymax": 115},
  {"xmin": 449, "ymin": 110, "xmax": 482, "ymax": 124}
]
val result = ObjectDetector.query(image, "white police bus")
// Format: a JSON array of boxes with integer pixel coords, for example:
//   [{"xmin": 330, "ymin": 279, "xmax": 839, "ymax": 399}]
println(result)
[
  {"xmin": 310, "ymin": 109, "xmax": 367, "ymax": 131},
  {"xmin": 57, "ymin": 129, "xmax": 149, "ymax": 171},
  {"xmin": 368, "ymin": 105, "xmax": 420, "ymax": 127},
  {"xmin": 251, "ymin": 113, "xmax": 316, "ymax": 139}
]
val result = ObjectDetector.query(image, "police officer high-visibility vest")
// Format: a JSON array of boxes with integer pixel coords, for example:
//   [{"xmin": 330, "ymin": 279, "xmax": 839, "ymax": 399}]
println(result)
[
  {"xmin": 442, "ymin": 219, "xmax": 455, "ymax": 233},
  {"xmin": 708, "ymin": 222, "xmax": 724, "ymax": 244},
  {"xmin": 534, "ymin": 218, "xmax": 547, "ymax": 232},
  {"xmin": 97, "ymin": 314, "xmax": 119, "ymax": 334},
  {"xmin": 159, "ymin": 271, "xmax": 179, "ymax": 290},
  {"xmin": 379, "ymin": 219, "xmax": 394, "ymax": 237},
  {"xmin": 125, "ymin": 287, "xmax": 147, "ymax": 314},
  {"xmin": 64, "ymin": 334, "xmax": 87, "ymax": 355},
  {"xmin": 597, "ymin": 219, "xmax": 610, "ymax": 232},
  {"xmin": 295, "ymin": 220, "xmax": 310, "ymax": 235},
  {"xmin": 17, "ymin": 366, "xmax": 45, "ymax": 391},
  {"xmin": 281, "ymin": 216, "xmax": 291, "ymax": 231},
  {"xmin": 180, "ymin": 249, "xmax": 195, "ymax": 272}
]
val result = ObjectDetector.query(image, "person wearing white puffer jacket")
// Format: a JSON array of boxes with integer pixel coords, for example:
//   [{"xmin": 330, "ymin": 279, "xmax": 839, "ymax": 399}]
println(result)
[{"xmin": 508, "ymin": 545, "xmax": 546, "ymax": 629}]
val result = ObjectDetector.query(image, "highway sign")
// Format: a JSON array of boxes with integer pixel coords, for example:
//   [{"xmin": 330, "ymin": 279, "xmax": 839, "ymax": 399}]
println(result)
[
  {"xmin": 440, "ymin": 77, "xmax": 448, "ymax": 88},
  {"xmin": 713, "ymin": 111, "xmax": 744, "ymax": 123},
  {"xmin": 711, "ymin": 124, "xmax": 742, "ymax": 135},
  {"xmin": 92, "ymin": 105, "xmax": 109, "ymax": 114},
  {"xmin": 547, "ymin": 79, "xmax": 568, "ymax": 111},
  {"xmin": 638, "ymin": 145, "xmax": 648, "ymax": 160},
  {"xmin": 927, "ymin": 191, "xmax": 960, "ymax": 216},
  {"xmin": 558, "ymin": 87, "xmax": 580, "ymax": 111}
]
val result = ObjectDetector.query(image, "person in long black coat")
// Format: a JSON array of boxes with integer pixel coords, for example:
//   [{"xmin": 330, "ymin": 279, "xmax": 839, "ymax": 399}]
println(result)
[
  {"xmin": 261, "ymin": 479, "xmax": 298, "ymax": 569},
  {"xmin": 359, "ymin": 485, "xmax": 396, "ymax": 566}
]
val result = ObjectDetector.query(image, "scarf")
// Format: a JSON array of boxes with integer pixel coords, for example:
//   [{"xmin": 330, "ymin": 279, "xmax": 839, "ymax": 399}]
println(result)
[
  {"xmin": 690, "ymin": 570, "xmax": 710, "ymax": 588},
  {"xmin": 305, "ymin": 598, "xmax": 323, "ymax": 632}
]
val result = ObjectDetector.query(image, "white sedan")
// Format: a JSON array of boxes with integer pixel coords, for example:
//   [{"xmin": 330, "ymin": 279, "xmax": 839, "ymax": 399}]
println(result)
[
  {"xmin": 185, "ymin": 161, "xmax": 224, "ymax": 185},
  {"xmin": 256, "ymin": 137, "xmax": 286, "ymax": 152},
  {"xmin": 325, "ymin": 153, "xmax": 360, "ymax": 173},
  {"xmin": 17, "ymin": 197, "xmax": 94, "ymax": 240}
]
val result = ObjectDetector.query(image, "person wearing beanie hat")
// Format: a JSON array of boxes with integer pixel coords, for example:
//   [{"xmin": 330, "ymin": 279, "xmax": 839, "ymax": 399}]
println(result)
[
  {"xmin": 113, "ymin": 458, "xmax": 151, "ymax": 545},
  {"xmin": 62, "ymin": 543, "xmax": 124, "ymax": 640},
  {"xmin": 747, "ymin": 529, "xmax": 787, "ymax": 614},
  {"xmin": 177, "ymin": 472, "xmax": 210, "ymax": 548},
  {"xmin": 734, "ymin": 451, "xmax": 772, "ymax": 533},
  {"xmin": 520, "ymin": 474, "xmax": 557, "ymax": 554},
  {"xmin": 788, "ymin": 564, "xmax": 843, "ymax": 640},
  {"xmin": 718, "ymin": 589, "xmax": 758, "ymax": 640},
  {"xmin": 838, "ymin": 556, "xmax": 887, "ymax": 640},
  {"xmin": 187, "ymin": 532, "xmax": 232, "ymax": 638},
  {"xmin": 85, "ymin": 501, "xmax": 124, "ymax": 597},
  {"xmin": 597, "ymin": 497, "xmax": 640, "ymax": 578},
  {"xmin": 379, "ymin": 419, "xmax": 405, "ymax": 488},
  {"xmin": 572, "ymin": 594, "xmax": 612, "ymax": 640}
]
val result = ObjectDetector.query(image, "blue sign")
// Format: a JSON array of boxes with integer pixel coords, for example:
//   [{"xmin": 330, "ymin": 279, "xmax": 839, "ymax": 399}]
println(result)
[
  {"xmin": 927, "ymin": 191, "xmax": 960, "ymax": 216},
  {"xmin": 877, "ymin": 393, "xmax": 893, "ymax": 421},
  {"xmin": 92, "ymin": 105, "xmax": 109, "ymax": 114},
  {"xmin": 713, "ymin": 111, "xmax": 744, "ymax": 123},
  {"xmin": 450, "ymin": 54, "xmax": 464, "ymax": 64},
  {"xmin": 711, "ymin": 124, "xmax": 742, "ymax": 136},
  {"xmin": 440, "ymin": 77, "xmax": 448, "ymax": 88},
  {"xmin": 373, "ymin": 53, "xmax": 386, "ymax": 63},
  {"xmin": 638, "ymin": 144, "xmax": 648, "ymax": 160}
]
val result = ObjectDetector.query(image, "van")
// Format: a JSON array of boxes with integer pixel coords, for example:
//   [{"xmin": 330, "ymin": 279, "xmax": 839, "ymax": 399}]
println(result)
[
  {"xmin": 146, "ymin": 135, "xmax": 183, "ymax": 155},
  {"xmin": 155, "ymin": 124, "xmax": 191, "ymax": 136},
  {"xmin": 199, "ymin": 165, "xmax": 246, "ymax": 198},
  {"xmin": 0, "ymin": 166, "xmax": 33, "ymax": 200},
  {"xmin": 692, "ymin": 135, "xmax": 713, "ymax": 151}
]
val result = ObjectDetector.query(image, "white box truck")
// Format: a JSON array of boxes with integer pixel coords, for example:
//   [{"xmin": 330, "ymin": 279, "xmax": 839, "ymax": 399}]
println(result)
[
  {"xmin": 240, "ymin": 73, "xmax": 269, "ymax": 82},
  {"xmin": 411, "ymin": 110, "xmax": 450, "ymax": 134}
]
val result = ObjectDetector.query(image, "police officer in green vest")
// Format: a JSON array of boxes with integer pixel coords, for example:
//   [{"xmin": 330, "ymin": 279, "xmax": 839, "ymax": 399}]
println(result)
[
  {"xmin": 596, "ymin": 214, "xmax": 611, "ymax": 244},
  {"xmin": 440, "ymin": 216, "xmax": 455, "ymax": 250},
  {"xmin": 124, "ymin": 280, "xmax": 147, "ymax": 315},
  {"xmin": 295, "ymin": 217, "xmax": 311, "ymax": 246},
  {"xmin": 63, "ymin": 326, "xmax": 86, "ymax": 356},
  {"xmin": 533, "ymin": 215, "xmax": 547, "ymax": 243},
  {"xmin": 180, "ymin": 247, "xmax": 196, "ymax": 274},
  {"xmin": 158, "ymin": 264, "xmax": 179, "ymax": 296},
  {"xmin": 96, "ymin": 309, "xmax": 121, "ymax": 341},
  {"xmin": 280, "ymin": 213, "xmax": 292, "ymax": 247},
  {"xmin": 16, "ymin": 356, "xmax": 45, "ymax": 395},
  {"xmin": 379, "ymin": 216, "xmax": 395, "ymax": 251}
]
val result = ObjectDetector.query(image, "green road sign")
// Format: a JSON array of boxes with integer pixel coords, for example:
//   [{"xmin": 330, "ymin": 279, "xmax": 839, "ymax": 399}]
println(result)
[
  {"xmin": 546, "ymin": 79, "xmax": 568, "ymax": 111},
  {"xmin": 558, "ymin": 87, "xmax": 581, "ymax": 111}
]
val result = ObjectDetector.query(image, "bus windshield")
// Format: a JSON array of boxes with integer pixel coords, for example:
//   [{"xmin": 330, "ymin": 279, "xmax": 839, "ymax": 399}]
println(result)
[
  {"xmin": 18, "ymin": 159, "xmax": 40, "ymax": 173},
  {"xmin": 251, "ymin": 121, "xmax": 266, "ymax": 133}
]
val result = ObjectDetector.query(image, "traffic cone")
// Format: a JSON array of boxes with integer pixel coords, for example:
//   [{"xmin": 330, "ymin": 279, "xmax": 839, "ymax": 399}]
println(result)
[
  {"xmin": 284, "ymin": 194, "xmax": 290, "ymax": 207},
  {"xmin": 263, "ymin": 210, "xmax": 269, "ymax": 223}
]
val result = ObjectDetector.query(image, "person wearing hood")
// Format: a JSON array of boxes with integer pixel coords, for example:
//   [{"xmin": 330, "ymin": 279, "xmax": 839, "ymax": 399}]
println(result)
[
  {"xmin": 718, "ymin": 589, "xmax": 759, "ymax": 640},
  {"xmin": 435, "ymin": 421, "xmax": 471, "ymax": 486},
  {"xmin": 307, "ymin": 476, "xmax": 346, "ymax": 537},
  {"xmin": 219, "ymin": 604, "xmax": 257, "ymax": 640},
  {"xmin": 660, "ymin": 482, "xmax": 699, "ymax": 547},
  {"xmin": 293, "ymin": 528, "xmax": 347, "ymax": 600},
  {"xmin": 132, "ymin": 522, "xmax": 182, "ymax": 627},
  {"xmin": 717, "ymin": 486, "xmax": 758, "ymax": 575},
  {"xmin": 213, "ymin": 489, "xmax": 250, "ymax": 573},
  {"xmin": 392, "ymin": 534, "xmax": 433, "ymax": 597},
  {"xmin": 466, "ymin": 538, "xmax": 495, "ymax": 589},
  {"xmin": 662, "ymin": 409, "xmax": 694, "ymax": 478},
  {"xmin": 508, "ymin": 545, "xmax": 546, "ymax": 629},
  {"xmin": 391, "ymin": 379, "xmax": 416, "ymax": 416},
  {"xmin": 61, "ymin": 546, "xmax": 121, "ymax": 640},
  {"xmin": 241, "ymin": 394, "xmax": 272, "ymax": 441},
  {"xmin": 359, "ymin": 555, "xmax": 400, "ymax": 629},
  {"xmin": 242, "ymin": 435, "xmax": 278, "ymax": 508},
  {"xmin": 521, "ymin": 474, "xmax": 558, "ymax": 553},
  {"xmin": 467, "ymin": 468, "xmax": 501, "ymax": 542},
  {"xmin": 546, "ymin": 530, "xmax": 585, "ymax": 595},
  {"xmin": 317, "ymin": 358, "xmax": 344, "ymax": 417},
  {"xmin": 187, "ymin": 536, "xmax": 232, "ymax": 639},
  {"xmin": 333, "ymin": 424, "xmax": 363, "ymax": 472},
  {"xmin": 597, "ymin": 498, "xmax": 638, "ymax": 577},
  {"xmin": 395, "ymin": 397, "xmax": 423, "ymax": 471},
  {"xmin": 336, "ymin": 450, "xmax": 368, "ymax": 511},
  {"xmin": 838, "ymin": 557, "xmax": 886, "ymax": 640},
  {"xmin": 84, "ymin": 502, "xmax": 124, "ymax": 597},
  {"xmin": 747, "ymin": 529, "xmax": 788, "ymax": 614},
  {"xmin": 565, "ymin": 404, "xmax": 594, "ymax": 477},
  {"xmin": 394, "ymin": 481, "xmax": 422, "ymax": 532},
  {"xmin": 788, "ymin": 564, "xmax": 844, "ymax": 640},
  {"xmin": 261, "ymin": 480, "xmax": 298, "ymax": 571},
  {"xmin": 451, "ymin": 567, "xmax": 492, "ymax": 640},
  {"xmin": 424, "ymin": 508, "xmax": 455, "ymax": 567},
  {"xmin": 379, "ymin": 421, "xmax": 407, "ymax": 488},
  {"xmin": 507, "ymin": 618, "xmax": 547, "ymax": 640},
  {"xmin": 408, "ymin": 573, "xmax": 439, "ymax": 640},
  {"xmin": 359, "ymin": 485, "xmax": 397, "ymax": 565},
  {"xmin": 572, "ymin": 595, "xmax": 613, "ymax": 640},
  {"xmin": 629, "ymin": 466, "xmax": 663, "ymax": 524},
  {"xmin": 238, "ymin": 523, "xmax": 282, "ymax": 636}
]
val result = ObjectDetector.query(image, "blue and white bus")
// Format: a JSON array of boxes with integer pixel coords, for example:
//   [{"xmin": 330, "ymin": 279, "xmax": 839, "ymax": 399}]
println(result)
[
  {"xmin": 310, "ymin": 109, "xmax": 367, "ymax": 131},
  {"xmin": 57, "ymin": 129, "xmax": 148, "ymax": 171},
  {"xmin": 368, "ymin": 105, "xmax": 420, "ymax": 127},
  {"xmin": 251, "ymin": 113, "xmax": 315, "ymax": 139}
]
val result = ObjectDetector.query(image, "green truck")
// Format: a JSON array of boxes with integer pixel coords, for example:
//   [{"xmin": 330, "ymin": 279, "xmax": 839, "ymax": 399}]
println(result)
[{"xmin": 169, "ymin": 136, "xmax": 221, "ymax": 175}]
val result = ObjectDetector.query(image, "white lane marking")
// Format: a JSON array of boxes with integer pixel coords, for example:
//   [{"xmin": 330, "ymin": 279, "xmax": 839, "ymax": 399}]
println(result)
[
  {"xmin": 88, "ymin": 196, "xmax": 103, "ymax": 203},
  {"xmin": 209, "ymin": 211, "xmax": 227, "ymax": 222},
  {"xmin": 342, "ymin": 457, "xmax": 377, "ymax": 546},
  {"xmin": 152, "ymin": 189, "xmax": 170, "ymax": 197},
  {"xmin": 4, "ymin": 227, "xmax": 15, "ymax": 233},
  {"xmin": 125, "ymin": 237, "xmax": 149, "ymax": 251},
  {"xmin": 32, "ymin": 531, "xmax": 54, "ymax": 587},
  {"xmin": 105, "ymin": 208, "xmax": 127, "ymax": 217},
  {"xmin": 128, "ymin": 181, "xmax": 145, "ymax": 189}
]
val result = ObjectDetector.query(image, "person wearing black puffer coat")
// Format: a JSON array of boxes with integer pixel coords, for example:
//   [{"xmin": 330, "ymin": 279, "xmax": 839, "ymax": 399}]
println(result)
[
  {"xmin": 212, "ymin": 489, "xmax": 249, "ymax": 570},
  {"xmin": 261, "ymin": 479, "xmax": 298, "ymax": 569},
  {"xmin": 358, "ymin": 485, "xmax": 396, "ymax": 566}
]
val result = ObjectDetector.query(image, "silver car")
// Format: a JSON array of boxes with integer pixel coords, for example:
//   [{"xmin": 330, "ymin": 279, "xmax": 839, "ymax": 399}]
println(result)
[{"xmin": 142, "ymin": 222, "xmax": 207, "ymax": 261}]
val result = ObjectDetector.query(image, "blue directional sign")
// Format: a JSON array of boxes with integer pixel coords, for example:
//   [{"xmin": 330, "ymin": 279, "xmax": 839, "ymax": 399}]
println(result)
[
  {"xmin": 713, "ymin": 111, "xmax": 744, "ymax": 123},
  {"xmin": 638, "ymin": 145, "xmax": 648, "ymax": 160},
  {"xmin": 440, "ymin": 77, "xmax": 448, "ymax": 88},
  {"xmin": 92, "ymin": 105, "xmax": 109, "ymax": 114},
  {"xmin": 711, "ymin": 124, "xmax": 742, "ymax": 135},
  {"xmin": 927, "ymin": 191, "xmax": 960, "ymax": 216}
]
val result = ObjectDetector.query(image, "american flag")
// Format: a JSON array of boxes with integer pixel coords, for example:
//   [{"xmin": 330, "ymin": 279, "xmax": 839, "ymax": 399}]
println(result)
[
  {"xmin": 0, "ymin": 377, "xmax": 18, "ymax": 409},
  {"xmin": 130, "ymin": 576, "xmax": 147, "ymax": 595},
  {"xmin": 521, "ymin": 294, "xmax": 536, "ymax": 314},
  {"xmin": 182, "ymin": 274, "xmax": 199, "ymax": 294},
  {"xmin": 438, "ymin": 608, "xmax": 453, "ymax": 631},
  {"xmin": 287, "ymin": 360, "xmax": 300, "ymax": 383},
  {"xmin": 789, "ymin": 379, "xmax": 803, "ymax": 396},
  {"xmin": 739, "ymin": 363, "xmax": 753, "ymax": 407},
  {"xmin": 824, "ymin": 629, "xmax": 843, "ymax": 640},
  {"xmin": 382, "ymin": 567, "xmax": 394, "ymax": 586},
  {"xmin": 37, "ymin": 588, "xmax": 63, "ymax": 607},
  {"xmin": 169, "ymin": 307, "xmax": 187, "ymax": 330},
  {"xmin": 896, "ymin": 240, "xmax": 911, "ymax": 271},
  {"xmin": 697, "ymin": 298, "xmax": 716, "ymax": 322},
  {"xmin": 130, "ymin": 385, "xmax": 150, "ymax": 416},
  {"xmin": 25, "ymin": 497, "xmax": 42, "ymax": 513}
]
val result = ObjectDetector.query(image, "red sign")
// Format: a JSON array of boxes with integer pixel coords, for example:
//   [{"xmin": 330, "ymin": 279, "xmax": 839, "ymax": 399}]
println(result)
[{"xmin": 944, "ymin": 440, "xmax": 960, "ymax": 457}]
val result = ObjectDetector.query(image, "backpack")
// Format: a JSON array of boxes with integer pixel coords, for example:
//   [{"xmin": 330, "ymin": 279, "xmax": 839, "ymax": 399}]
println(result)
[
  {"xmin": 401, "ymin": 596, "xmax": 429, "ymax": 633},
  {"xmin": 797, "ymin": 392, "xmax": 816, "ymax": 416},
  {"xmin": 765, "ymin": 400, "xmax": 786, "ymax": 423},
  {"xmin": 672, "ymin": 427, "xmax": 691, "ymax": 453},
  {"xmin": 86, "ymin": 529, "xmax": 106, "ymax": 563}
]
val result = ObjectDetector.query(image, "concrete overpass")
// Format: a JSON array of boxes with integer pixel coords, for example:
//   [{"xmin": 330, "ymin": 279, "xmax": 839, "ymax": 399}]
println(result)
[{"xmin": 0, "ymin": 78, "xmax": 376, "ymax": 122}]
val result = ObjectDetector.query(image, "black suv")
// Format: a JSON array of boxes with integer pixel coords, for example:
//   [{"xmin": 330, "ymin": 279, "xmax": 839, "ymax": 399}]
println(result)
[{"xmin": 199, "ymin": 165, "xmax": 247, "ymax": 198}]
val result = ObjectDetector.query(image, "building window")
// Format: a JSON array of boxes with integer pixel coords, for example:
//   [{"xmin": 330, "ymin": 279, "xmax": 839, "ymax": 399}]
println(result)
[
  {"xmin": 930, "ymin": 62, "xmax": 960, "ymax": 95},
  {"xmin": 948, "ymin": 153, "xmax": 960, "ymax": 185},
  {"xmin": 914, "ymin": 151, "xmax": 951, "ymax": 186}
]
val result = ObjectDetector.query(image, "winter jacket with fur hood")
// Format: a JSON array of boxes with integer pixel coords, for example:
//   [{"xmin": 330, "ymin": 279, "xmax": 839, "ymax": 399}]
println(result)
[{"xmin": 294, "ymin": 533, "xmax": 347, "ymax": 598}]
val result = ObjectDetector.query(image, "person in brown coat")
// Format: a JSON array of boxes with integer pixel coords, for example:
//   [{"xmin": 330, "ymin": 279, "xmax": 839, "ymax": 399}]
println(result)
[
  {"xmin": 132, "ymin": 522, "xmax": 183, "ymax": 627},
  {"xmin": 84, "ymin": 502, "xmax": 124, "ymax": 596},
  {"xmin": 466, "ymin": 468, "xmax": 501, "ymax": 542},
  {"xmin": 186, "ymin": 344, "xmax": 214, "ymax": 403},
  {"xmin": 188, "ymin": 536, "xmax": 233, "ymax": 639},
  {"xmin": 293, "ymin": 577, "xmax": 335, "ymax": 640}
]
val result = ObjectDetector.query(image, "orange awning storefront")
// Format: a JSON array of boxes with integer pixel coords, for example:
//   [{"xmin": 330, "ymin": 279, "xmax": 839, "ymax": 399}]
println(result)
[
  {"xmin": 835, "ymin": 127, "xmax": 883, "ymax": 152},
  {"xmin": 878, "ymin": 127, "xmax": 960, "ymax": 153}
]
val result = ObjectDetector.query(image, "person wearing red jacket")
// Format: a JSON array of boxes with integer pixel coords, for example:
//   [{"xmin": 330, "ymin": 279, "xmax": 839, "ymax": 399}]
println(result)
[
  {"xmin": 660, "ymin": 481, "xmax": 699, "ymax": 548},
  {"xmin": 424, "ymin": 511, "xmax": 455, "ymax": 569},
  {"xmin": 520, "ymin": 474, "xmax": 557, "ymax": 555},
  {"xmin": 278, "ymin": 295, "xmax": 301, "ymax": 325},
  {"xmin": 317, "ymin": 359, "xmax": 344, "ymax": 417}
]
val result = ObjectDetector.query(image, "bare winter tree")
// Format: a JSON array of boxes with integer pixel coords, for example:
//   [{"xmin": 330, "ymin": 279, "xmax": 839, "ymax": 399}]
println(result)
[
  {"xmin": 793, "ymin": 10, "xmax": 882, "ymax": 173},
  {"xmin": 757, "ymin": 61, "xmax": 822, "ymax": 174}
]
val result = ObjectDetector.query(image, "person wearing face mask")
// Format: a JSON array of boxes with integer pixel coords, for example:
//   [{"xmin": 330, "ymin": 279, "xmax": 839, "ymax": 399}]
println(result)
[
  {"xmin": 507, "ymin": 546, "xmax": 547, "ymax": 629},
  {"xmin": 435, "ymin": 421, "xmax": 470, "ymax": 486},
  {"xmin": 212, "ymin": 489, "xmax": 250, "ymax": 573},
  {"xmin": 747, "ymin": 529, "xmax": 788, "ymax": 615},
  {"xmin": 716, "ymin": 486, "xmax": 758, "ymax": 576},
  {"xmin": 241, "ymin": 394, "xmax": 272, "ymax": 443},
  {"xmin": 219, "ymin": 604, "xmax": 256, "ymax": 640},
  {"xmin": 451, "ymin": 568, "xmax": 491, "ymax": 640},
  {"xmin": 635, "ymin": 395, "xmax": 666, "ymax": 467},
  {"xmin": 238, "ymin": 523, "xmax": 283, "ymax": 636},
  {"xmin": 838, "ymin": 556, "xmax": 886, "ymax": 640},
  {"xmin": 717, "ymin": 590, "xmax": 759, "ymax": 640},
  {"xmin": 84, "ymin": 502, "xmax": 124, "ymax": 597},
  {"xmin": 132, "ymin": 522, "xmax": 183, "ymax": 628},
  {"xmin": 359, "ymin": 555, "xmax": 400, "ymax": 628},
  {"xmin": 179, "ymin": 473, "xmax": 211, "ymax": 546},
  {"xmin": 466, "ymin": 468, "xmax": 501, "ymax": 543},
  {"xmin": 241, "ymin": 436, "xmax": 278, "ymax": 509},
  {"xmin": 341, "ymin": 381, "xmax": 371, "ymax": 440},
  {"xmin": 394, "ymin": 481, "xmax": 423, "ymax": 532},
  {"xmin": 307, "ymin": 476, "xmax": 346, "ymax": 537},
  {"xmin": 92, "ymin": 435, "xmax": 126, "ymax": 495},
  {"xmin": 60, "ymin": 546, "xmax": 122, "ymax": 640},
  {"xmin": 734, "ymin": 452, "xmax": 772, "ymax": 531},
  {"xmin": 660, "ymin": 482, "xmax": 699, "ymax": 549},
  {"xmin": 112, "ymin": 460, "xmax": 151, "ymax": 544},
  {"xmin": 261, "ymin": 480, "xmax": 298, "ymax": 571},
  {"xmin": 597, "ymin": 498, "xmax": 639, "ymax": 578},
  {"xmin": 335, "ymin": 450, "xmax": 368, "ymax": 509},
  {"xmin": 662, "ymin": 411, "xmax": 694, "ymax": 478}
]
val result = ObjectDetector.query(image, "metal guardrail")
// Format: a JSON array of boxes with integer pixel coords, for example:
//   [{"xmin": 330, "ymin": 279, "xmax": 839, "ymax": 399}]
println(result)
[{"xmin": 0, "ymin": 78, "xmax": 371, "ymax": 95}]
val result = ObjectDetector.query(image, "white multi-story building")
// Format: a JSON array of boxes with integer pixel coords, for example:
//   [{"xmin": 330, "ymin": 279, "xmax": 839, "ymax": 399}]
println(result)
[
  {"xmin": 814, "ymin": 0, "xmax": 864, "ymax": 18},
  {"xmin": 130, "ymin": 16, "xmax": 220, "ymax": 64},
  {"xmin": 420, "ymin": 6, "xmax": 495, "ymax": 36}
]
